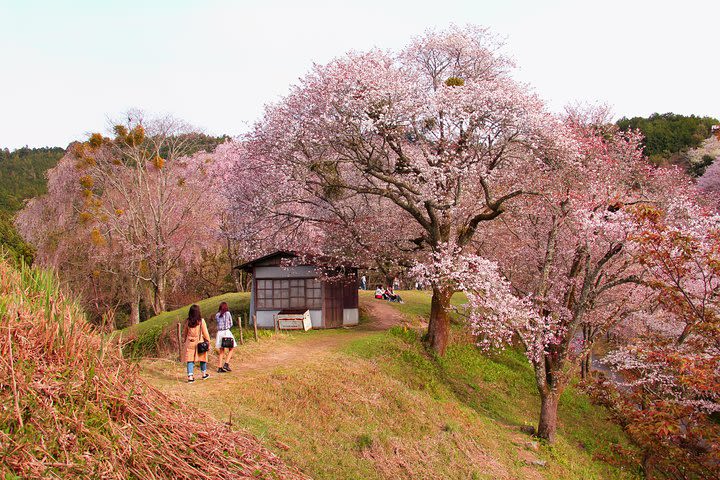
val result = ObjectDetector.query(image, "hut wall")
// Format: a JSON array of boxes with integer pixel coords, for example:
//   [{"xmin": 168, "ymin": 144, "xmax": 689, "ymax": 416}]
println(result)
[
  {"xmin": 249, "ymin": 262, "xmax": 359, "ymax": 329},
  {"xmin": 254, "ymin": 266, "xmax": 317, "ymax": 279},
  {"xmin": 255, "ymin": 310, "xmax": 280, "ymax": 328},
  {"xmin": 255, "ymin": 309, "xmax": 323, "ymax": 328},
  {"xmin": 341, "ymin": 269, "xmax": 359, "ymax": 326},
  {"xmin": 343, "ymin": 309, "xmax": 359, "ymax": 326},
  {"xmin": 309, "ymin": 310, "xmax": 322, "ymax": 328}
]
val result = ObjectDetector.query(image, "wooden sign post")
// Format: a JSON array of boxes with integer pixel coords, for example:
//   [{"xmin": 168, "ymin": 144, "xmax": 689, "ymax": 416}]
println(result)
[
  {"xmin": 253, "ymin": 314, "xmax": 258, "ymax": 342},
  {"xmin": 238, "ymin": 314, "xmax": 245, "ymax": 345},
  {"xmin": 176, "ymin": 323, "xmax": 182, "ymax": 361}
]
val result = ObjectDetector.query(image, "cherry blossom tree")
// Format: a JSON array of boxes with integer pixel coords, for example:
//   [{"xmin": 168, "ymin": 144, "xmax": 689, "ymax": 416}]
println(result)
[
  {"xmin": 697, "ymin": 158, "xmax": 720, "ymax": 199},
  {"xmin": 73, "ymin": 112, "xmax": 224, "ymax": 317},
  {"xmin": 18, "ymin": 112, "xmax": 225, "ymax": 325},
  {"xmin": 446, "ymin": 109, "xmax": 692, "ymax": 442},
  {"xmin": 594, "ymin": 203, "xmax": 720, "ymax": 477},
  {"xmin": 16, "ymin": 149, "xmax": 134, "ymax": 327},
  {"xmin": 218, "ymin": 139, "xmax": 415, "ymax": 295},
  {"xmin": 246, "ymin": 25, "xmax": 571, "ymax": 354}
]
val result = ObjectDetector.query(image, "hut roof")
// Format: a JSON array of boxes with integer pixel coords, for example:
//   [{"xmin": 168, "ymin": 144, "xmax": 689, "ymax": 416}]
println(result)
[
  {"xmin": 235, "ymin": 250, "xmax": 361, "ymax": 273},
  {"xmin": 234, "ymin": 251, "xmax": 297, "ymax": 272}
]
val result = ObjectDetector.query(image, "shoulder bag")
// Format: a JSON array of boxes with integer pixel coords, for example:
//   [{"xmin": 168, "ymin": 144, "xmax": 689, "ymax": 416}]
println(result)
[{"xmin": 196, "ymin": 321, "xmax": 209, "ymax": 354}]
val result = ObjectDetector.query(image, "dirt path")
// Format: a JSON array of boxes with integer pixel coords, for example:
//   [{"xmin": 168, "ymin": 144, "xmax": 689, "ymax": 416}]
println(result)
[
  {"xmin": 143, "ymin": 297, "xmax": 408, "ymax": 384},
  {"xmin": 359, "ymin": 299, "xmax": 413, "ymax": 331},
  {"xmin": 140, "ymin": 296, "xmax": 557, "ymax": 480}
]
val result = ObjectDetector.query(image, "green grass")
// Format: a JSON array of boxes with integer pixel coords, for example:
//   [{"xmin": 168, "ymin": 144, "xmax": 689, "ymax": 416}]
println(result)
[
  {"xmin": 380, "ymin": 291, "xmax": 638, "ymax": 477},
  {"xmin": 359, "ymin": 289, "xmax": 468, "ymax": 321},
  {"xmin": 142, "ymin": 289, "xmax": 639, "ymax": 479},
  {"xmin": 118, "ymin": 292, "xmax": 250, "ymax": 357},
  {"xmin": 340, "ymin": 326, "xmax": 637, "ymax": 479}
]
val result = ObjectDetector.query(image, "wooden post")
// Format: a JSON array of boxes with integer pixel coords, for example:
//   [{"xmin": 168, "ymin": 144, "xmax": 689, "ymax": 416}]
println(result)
[
  {"xmin": 176, "ymin": 323, "xmax": 182, "ymax": 362},
  {"xmin": 253, "ymin": 314, "xmax": 258, "ymax": 342},
  {"xmin": 274, "ymin": 314, "xmax": 279, "ymax": 334},
  {"xmin": 238, "ymin": 314, "xmax": 245, "ymax": 345}
]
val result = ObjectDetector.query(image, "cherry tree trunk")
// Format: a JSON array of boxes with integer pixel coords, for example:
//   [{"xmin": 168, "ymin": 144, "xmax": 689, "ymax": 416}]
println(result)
[
  {"xmin": 427, "ymin": 286, "xmax": 453, "ymax": 356},
  {"xmin": 580, "ymin": 353, "xmax": 592, "ymax": 379},
  {"xmin": 537, "ymin": 391, "xmax": 560, "ymax": 442},
  {"xmin": 127, "ymin": 280, "xmax": 141, "ymax": 326},
  {"xmin": 129, "ymin": 297, "xmax": 140, "ymax": 326},
  {"xmin": 152, "ymin": 282, "xmax": 166, "ymax": 315},
  {"xmin": 231, "ymin": 268, "xmax": 244, "ymax": 292}
]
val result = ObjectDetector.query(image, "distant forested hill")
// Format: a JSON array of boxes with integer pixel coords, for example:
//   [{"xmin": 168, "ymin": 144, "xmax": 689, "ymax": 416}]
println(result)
[
  {"xmin": 0, "ymin": 146, "xmax": 64, "ymax": 212},
  {"xmin": 616, "ymin": 113, "xmax": 719, "ymax": 175},
  {"xmin": 0, "ymin": 146, "xmax": 65, "ymax": 262}
]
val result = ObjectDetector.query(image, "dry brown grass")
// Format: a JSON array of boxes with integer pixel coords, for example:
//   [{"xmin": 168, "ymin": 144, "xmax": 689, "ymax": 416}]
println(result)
[
  {"xmin": 0, "ymin": 259, "xmax": 308, "ymax": 479},
  {"xmin": 144, "ymin": 349, "xmax": 519, "ymax": 479},
  {"xmin": 142, "ymin": 319, "xmax": 637, "ymax": 480}
]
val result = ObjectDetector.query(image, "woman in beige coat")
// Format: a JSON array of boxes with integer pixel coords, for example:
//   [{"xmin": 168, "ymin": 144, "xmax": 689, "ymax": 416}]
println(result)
[{"xmin": 183, "ymin": 304, "xmax": 211, "ymax": 382}]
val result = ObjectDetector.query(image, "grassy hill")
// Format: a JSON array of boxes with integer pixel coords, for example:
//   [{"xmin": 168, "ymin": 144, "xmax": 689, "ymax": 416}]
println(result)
[
  {"xmin": 118, "ymin": 292, "xmax": 251, "ymax": 357},
  {"xmin": 139, "ymin": 290, "xmax": 639, "ymax": 479},
  {"xmin": 0, "ymin": 258, "xmax": 304, "ymax": 479}
]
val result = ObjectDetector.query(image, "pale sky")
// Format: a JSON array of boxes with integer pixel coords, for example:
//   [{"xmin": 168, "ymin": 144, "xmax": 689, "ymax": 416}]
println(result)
[{"xmin": 1, "ymin": 0, "xmax": 718, "ymax": 150}]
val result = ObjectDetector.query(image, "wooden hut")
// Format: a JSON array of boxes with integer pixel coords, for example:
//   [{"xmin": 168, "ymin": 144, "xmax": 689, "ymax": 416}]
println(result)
[{"xmin": 237, "ymin": 251, "xmax": 359, "ymax": 329}]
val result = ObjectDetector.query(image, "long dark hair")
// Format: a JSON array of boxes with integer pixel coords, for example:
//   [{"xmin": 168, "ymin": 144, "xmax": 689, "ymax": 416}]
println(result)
[
  {"xmin": 218, "ymin": 301, "xmax": 229, "ymax": 316},
  {"xmin": 187, "ymin": 304, "xmax": 202, "ymax": 328}
]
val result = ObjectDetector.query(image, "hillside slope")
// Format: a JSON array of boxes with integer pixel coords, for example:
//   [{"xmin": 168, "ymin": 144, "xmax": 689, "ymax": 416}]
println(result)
[
  {"xmin": 616, "ymin": 113, "xmax": 718, "ymax": 169},
  {"xmin": 0, "ymin": 146, "xmax": 64, "ymax": 213},
  {"xmin": 142, "ymin": 291, "xmax": 639, "ymax": 479},
  {"xmin": 118, "ymin": 291, "xmax": 250, "ymax": 357},
  {"xmin": 0, "ymin": 259, "xmax": 306, "ymax": 479},
  {"xmin": 696, "ymin": 136, "xmax": 720, "ymax": 194},
  {"xmin": 0, "ymin": 146, "xmax": 64, "ymax": 262}
]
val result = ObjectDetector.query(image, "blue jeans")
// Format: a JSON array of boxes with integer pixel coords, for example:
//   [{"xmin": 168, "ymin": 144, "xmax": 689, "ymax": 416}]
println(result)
[{"xmin": 187, "ymin": 361, "xmax": 207, "ymax": 376}]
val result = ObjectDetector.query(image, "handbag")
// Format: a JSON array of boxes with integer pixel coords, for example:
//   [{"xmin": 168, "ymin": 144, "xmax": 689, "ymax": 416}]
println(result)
[
  {"xmin": 221, "ymin": 337, "xmax": 234, "ymax": 349},
  {"xmin": 196, "ymin": 323, "xmax": 209, "ymax": 353}
]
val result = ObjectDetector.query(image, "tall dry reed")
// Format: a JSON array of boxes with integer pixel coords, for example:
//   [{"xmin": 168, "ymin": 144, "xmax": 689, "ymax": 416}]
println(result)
[{"xmin": 0, "ymin": 259, "xmax": 308, "ymax": 479}]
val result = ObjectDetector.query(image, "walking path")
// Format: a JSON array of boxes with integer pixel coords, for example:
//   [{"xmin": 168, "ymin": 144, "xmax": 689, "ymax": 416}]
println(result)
[
  {"xmin": 142, "ymin": 297, "xmax": 409, "ymax": 384},
  {"xmin": 358, "ymin": 298, "xmax": 413, "ymax": 331},
  {"xmin": 139, "ymin": 295, "xmax": 572, "ymax": 480}
]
